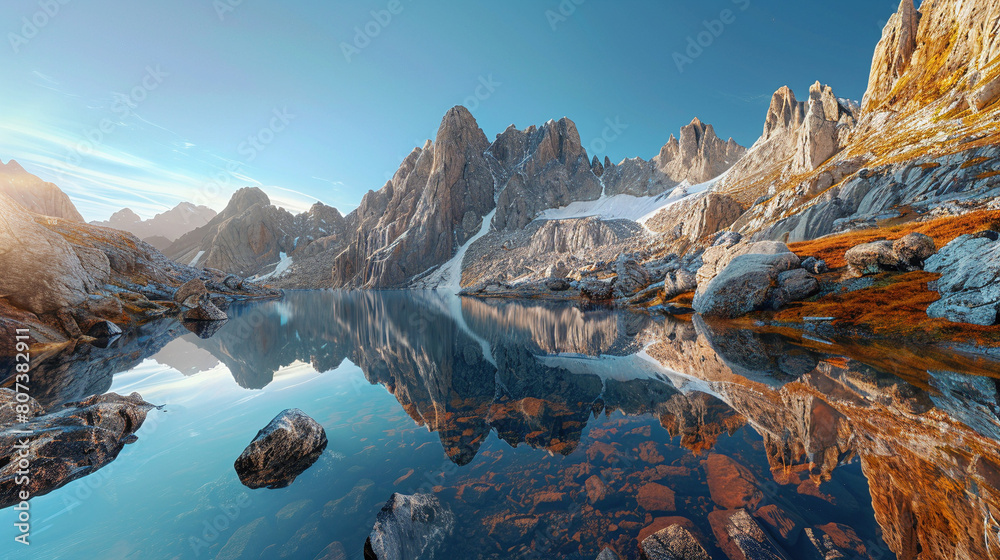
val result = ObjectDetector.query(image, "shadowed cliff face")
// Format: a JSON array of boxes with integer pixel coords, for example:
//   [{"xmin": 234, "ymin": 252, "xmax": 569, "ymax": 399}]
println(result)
[{"xmin": 18, "ymin": 292, "xmax": 1000, "ymax": 558}]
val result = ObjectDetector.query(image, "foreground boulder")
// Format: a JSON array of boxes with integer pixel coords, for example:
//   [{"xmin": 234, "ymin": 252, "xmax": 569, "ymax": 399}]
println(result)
[
  {"xmin": 183, "ymin": 298, "xmax": 228, "ymax": 322},
  {"xmin": 640, "ymin": 524, "xmax": 711, "ymax": 560},
  {"xmin": 614, "ymin": 256, "xmax": 652, "ymax": 298},
  {"xmin": 693, "ymin": 242, "xmax": 805, "ymax": 319},
  {"xmin": 893, "ymin": 232, "xmax": 936, "ymax": 268},
  {"xmin": 581, "ymin": 280, "xmax": 614, "ymax": 301},
  {"xmin": 0, "ymin": 392, "xmax": 155, "ymax": 508},
  {"xmin": 234, "ymin": 409, "xmax": 327, "ymax": 489},
  {"xmin": 845, "ymin": 240, "xmax": 900, "ymax": 276},
  {"xmin": 845, "ymin": 232, "xmax": 937, "ymax": 276},
  {"xmin": 364, "ymin": 493, "xmax": 455, "ymax": 560},
  {"xmin": 924, "ymin": 231, "xmax": 1000, "ymax": 326}
]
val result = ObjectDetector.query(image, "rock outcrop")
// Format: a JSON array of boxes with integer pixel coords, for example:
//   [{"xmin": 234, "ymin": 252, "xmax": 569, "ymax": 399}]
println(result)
[
  {"xmin": 167, "ymin": 188, "xmax": 347, "ymax": 278},
  {"xmin": 363, "ymin": 493, "xmax": 455, "ymax": 560},
  {"xmin": 0, "ymin": 159, "xmax": 84, "ymax": 222},
  {"xmin": 234, "ymin": 409, "xmax": 328, "ymax": 489},
  {"xmin": 644, "ymin": 192, "xmax": 745, "ymax": 245},
  {"xmin": 92, "ymin": 202, "xmax": 217, "ymax": 244},
  {"xmin": 490, "ymin": 118, "xmax": 601, "ymax": 230},
  {"xmin": 654, "ymin": 118, "xmax": 746, "ymax": 186},
  {"xmin": 528, "ymin": 217, "xmax": 621, "ymax": 254},
  {"xmin": 863, "ymin": 0, "xmax": 1000, "ymax": 114},
  {"xmin": 693, "ymin": 241, "xmax": 812, "ymax": 318},
  {"xmin": 718, "ymin": 83, "xmax": 857, "ymax": 206},
  {"xmin": 332, "ymin": 107, "xmax": 494, "ymax": 288},
  {"xmin": 924, "ymin": 230, "xmax": 1000, "ymax": 326},
  {"xmin": 0, "ymin": 392, "xmax": 156, "ymax": 508},
  {"xmin": 0, "ymin": 184, "xmax": 278, "ymax": 357},
  {"xmin": 602, "ymin": 118, "xmax": 745, "ymax": 198},
  {"xmin": 0, "ymin": 192, "xmax": 102, "ymax": 314},
  {"xmin": 845, "ymin": 232, "xmax": 937, "ymax": 276}
]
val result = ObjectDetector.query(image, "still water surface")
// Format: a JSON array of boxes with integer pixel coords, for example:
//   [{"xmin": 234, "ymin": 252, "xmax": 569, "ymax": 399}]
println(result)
[{"xmin": 9, "ymin": 291, "xmax": 1000, "ymax": 559}]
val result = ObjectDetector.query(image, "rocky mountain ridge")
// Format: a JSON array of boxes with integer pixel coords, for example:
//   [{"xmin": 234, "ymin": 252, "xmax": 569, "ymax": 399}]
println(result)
[
  {"xmin": 91, "ymin": 203, "xmax": 217, "ymax": 249},
  {"xmin": 164, "ymin": 187, "xmax": 349, "ymax": 278},
  {"xmin": 0, "ymin": 159, "xmax": 84, "ymax": 222}
]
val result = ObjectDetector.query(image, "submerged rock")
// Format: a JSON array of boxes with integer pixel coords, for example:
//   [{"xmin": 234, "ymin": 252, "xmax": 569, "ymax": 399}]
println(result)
[
  {"xmin": 364, "ymin": 493, "xmax": 455, "ymax": 560},
  {"xmin": 640, "ymin": 524, "xmax": 711, "ymax": 560},
  {"xmin": 709, "ymin": 508, "xmax": 789, "ymax": 560},
  {"xmin": 924, "ymin": 231, "xmax": 1000, "ymax": 326},
  {"xmin": 234, "ymin": 409, "xmax": 328, "ymax": 489},
  {"xmin": 0, "ymin": 392, "xmax": 155, "ymax": 508},
  {"xmin": 596, "ymin": 547, "xmax": 622, "ymax": 560}
]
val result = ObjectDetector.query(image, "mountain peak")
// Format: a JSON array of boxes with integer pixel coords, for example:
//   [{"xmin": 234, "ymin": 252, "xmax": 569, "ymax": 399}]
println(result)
[
  {"xmin": 225, "ymin": 187, "xmax": 271, "ymax": 215},
  {"xmin": 1, "ymin": 159, "xmax": 25, "ymax": 173},
  {"xmin": 109, "ymin": 208, "xmax": 142, "ymax": 224},
  {"xmin": 764, "ymin": 86, "xmax": 805, "ymax": 139}
]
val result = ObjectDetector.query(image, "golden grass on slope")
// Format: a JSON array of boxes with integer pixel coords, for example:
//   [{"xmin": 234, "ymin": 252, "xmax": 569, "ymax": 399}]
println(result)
[
  {"xmin": 771, "ymin": 271, "xmax": 1000, "ymax": 349},
  {"xmin": 787, "ymin": 210, "xmax": 1000, "ymax": 269}
]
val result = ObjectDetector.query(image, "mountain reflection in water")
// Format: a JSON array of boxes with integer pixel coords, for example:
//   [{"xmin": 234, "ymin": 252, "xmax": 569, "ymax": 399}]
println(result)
[{"xmin": 8, "ymin": 291, "xmax": 1000, "ymax": 560}]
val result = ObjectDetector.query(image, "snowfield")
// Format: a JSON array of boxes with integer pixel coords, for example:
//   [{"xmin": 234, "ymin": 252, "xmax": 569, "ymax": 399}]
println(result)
[{"xmin": 535, "ymin": 173, "xmax": 726, "ymax": 227}]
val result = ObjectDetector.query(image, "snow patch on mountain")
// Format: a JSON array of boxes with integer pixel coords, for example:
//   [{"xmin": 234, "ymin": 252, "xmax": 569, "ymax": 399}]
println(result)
[
  {"xmin": 535, "ymin": 174, "xmax": 725, "ymax": 225},
  {"xmin": 412, "ymin": 209, "xmax": 498, "ymax": 293}
]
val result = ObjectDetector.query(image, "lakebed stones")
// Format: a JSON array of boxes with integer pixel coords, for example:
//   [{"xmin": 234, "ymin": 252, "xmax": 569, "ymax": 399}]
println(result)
[
  {"xmin": 0, "ymin": 392, "xmax": 155, "ymax": 508},
  {"xmin": 234, "ymin": 409, "xmax": 328, "ymax": 489},
  {"xmin": 924, "ymin": 231, "xmax": 1000, "ymax": 326},
  {"xmin": 364, "ymin": 493, "xmax": 455, "ymax": 560}
]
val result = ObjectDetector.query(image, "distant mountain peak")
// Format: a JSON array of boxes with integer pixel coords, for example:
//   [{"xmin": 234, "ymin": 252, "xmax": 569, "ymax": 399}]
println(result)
[{"xmin": 1, "ymin": 159, "xmax": 25, "ymax": 173}]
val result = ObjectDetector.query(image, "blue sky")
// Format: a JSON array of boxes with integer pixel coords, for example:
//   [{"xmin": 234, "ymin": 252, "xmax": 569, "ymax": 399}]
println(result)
[{"xmin": 0, "ymin": 0, "xmax": 902, "ymax": 221}]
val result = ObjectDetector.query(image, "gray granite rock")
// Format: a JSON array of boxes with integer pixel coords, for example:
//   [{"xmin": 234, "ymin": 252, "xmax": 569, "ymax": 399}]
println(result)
[
  {"xmin": 924, "ymin": 231, "xmax": 1000, "ymax": 326},
  {"xmin": 234, "ymin": 409, "xmax": 328, "ymax": 489},
  {"xmin": 364, "ymin": 493, "xmax": 454, "ymax": 560},
  {"xmin": 640, "ymin": 524, "xmax": 711, "ymax": 560}
]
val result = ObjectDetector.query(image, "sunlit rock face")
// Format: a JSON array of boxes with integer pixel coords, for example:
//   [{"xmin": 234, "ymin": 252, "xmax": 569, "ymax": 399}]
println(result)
[
  {"xmin": 332, "ymin": 107, "xmax": 495, "ymax": 289},
  {"xmin": 0, "ymin": 159, "xmax": 84, "ymax": 222},
  {"xmin": 166, "ymin": 187, "xmax": 348, "ymax": 279},
  {"xmin": 863, "ymin": 0, "xmax": 1000, "ymax": 115}
]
